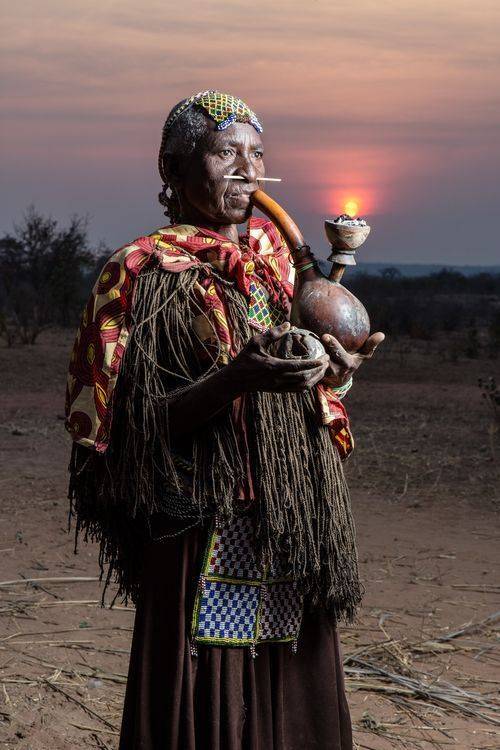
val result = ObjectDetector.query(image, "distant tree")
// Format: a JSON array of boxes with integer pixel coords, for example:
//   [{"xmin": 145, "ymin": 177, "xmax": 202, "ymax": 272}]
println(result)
[
  {"xmin": 0, "ymin": 206, "xmax": 96, "ymax": 345},
  {"xmin": 430, "ymin": 268, "xmax": 466, "ymax": 293},
  {"xmin": 90, "ymin": 241, "xmax": 113, "ymax": 277},
  {"xmin": 45, "ymin": 215, "xmax": 95, "ymax": 326},
  {"xmin": 347, "ymin": 267, "xmax": 499, "ymax": 342},
  {"xmin": 379, "ymin": 266, "xmax": 402, "ymax": 280},
  {"xmin": 488, "ymin": 310, "xmax": 500, "ymax": 359}
]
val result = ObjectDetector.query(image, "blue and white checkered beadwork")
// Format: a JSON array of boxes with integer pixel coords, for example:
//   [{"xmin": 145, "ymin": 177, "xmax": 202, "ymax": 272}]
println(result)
[
  {"xmin": 191, "ymin": 514, "xmax": 303, "ymax": 653},
  {"xmin": 197, "ymin": 580, "xmax": 259, "ymax": 641}
]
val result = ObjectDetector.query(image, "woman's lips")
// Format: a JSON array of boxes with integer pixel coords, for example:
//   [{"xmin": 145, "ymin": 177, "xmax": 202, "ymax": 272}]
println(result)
[{"xmin": 227, "ymin": 192, "xmax": 251, "ymax": 205}]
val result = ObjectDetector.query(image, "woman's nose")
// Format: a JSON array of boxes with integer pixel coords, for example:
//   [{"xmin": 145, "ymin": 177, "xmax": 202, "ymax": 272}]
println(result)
[{"xmin": 235, "ymin": 157, "xmax": 257, "ymax": 183}]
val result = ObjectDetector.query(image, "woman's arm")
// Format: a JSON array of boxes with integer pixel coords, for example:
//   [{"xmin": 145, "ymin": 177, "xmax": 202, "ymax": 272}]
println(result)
[
  {"xmin": 167, "ymin": 365, "xmax": 243, "ymax": 437},
  {"xmin": 168, "ymin": 323, "xmax": 329, "ymax": 437}
]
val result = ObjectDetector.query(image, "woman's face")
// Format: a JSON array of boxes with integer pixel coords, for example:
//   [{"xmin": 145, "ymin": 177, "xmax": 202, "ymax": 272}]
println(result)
[{"xmin": 176, "ymin": 121, "xmax": 266, "ymax": 226}]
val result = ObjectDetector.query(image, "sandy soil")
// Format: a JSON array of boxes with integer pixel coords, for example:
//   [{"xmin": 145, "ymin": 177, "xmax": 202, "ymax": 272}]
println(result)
[{"xmin": 0, "ymin": 331, "xmax": 498, "ymax": 749}]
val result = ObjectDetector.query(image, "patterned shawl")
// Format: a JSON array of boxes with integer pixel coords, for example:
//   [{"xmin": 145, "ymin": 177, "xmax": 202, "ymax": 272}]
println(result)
[{"xmin": 65, "ymin": 216, "xmax": 353, "ymax": 458}]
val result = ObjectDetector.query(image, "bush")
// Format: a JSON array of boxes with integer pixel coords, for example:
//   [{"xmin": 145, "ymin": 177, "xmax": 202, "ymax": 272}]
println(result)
[
  {"xmin": 0, "ymin": 207, "xmax": 108, "ymax": 344},
  {"xmin": 344, "ymin": 269, "xmax": 499, "ymax": 345}
]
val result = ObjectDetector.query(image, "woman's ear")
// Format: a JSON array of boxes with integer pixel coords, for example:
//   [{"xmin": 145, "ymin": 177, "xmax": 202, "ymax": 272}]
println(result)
[{"xmin": 164, "ymin": 154, "xmax": 182, "ymax": 189}]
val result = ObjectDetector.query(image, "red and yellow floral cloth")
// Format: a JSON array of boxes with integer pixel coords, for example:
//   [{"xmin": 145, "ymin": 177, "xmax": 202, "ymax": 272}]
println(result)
[{"xmin": 65, "ymin": 217, "xmax": 353, "ymax": 458}]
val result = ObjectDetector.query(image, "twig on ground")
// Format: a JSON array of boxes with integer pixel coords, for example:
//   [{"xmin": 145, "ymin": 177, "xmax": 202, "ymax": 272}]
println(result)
[
  {"xmin": 43, "ymin": 678, "xmax": 118, "ymax": 731},
  {"xmin": 0, "ymin": 576, "xmax": 99, "ymax": 587},
  {"xmin": 68, "ymin": 722, "xmax": 119, "ymax": 736},
  {"xmin": 435, "ymin": 611, "xmax": 500, "ymax": 641}
]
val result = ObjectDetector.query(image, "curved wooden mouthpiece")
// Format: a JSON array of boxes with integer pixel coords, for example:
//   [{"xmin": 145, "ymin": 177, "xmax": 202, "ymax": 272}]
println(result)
[{"xmin": 251, "ymin": 189, "xmax": 306, "ymax": 258}]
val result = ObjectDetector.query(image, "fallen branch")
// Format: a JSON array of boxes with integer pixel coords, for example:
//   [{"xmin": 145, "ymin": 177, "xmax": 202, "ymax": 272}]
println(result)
[
  {"xmin": 0, "ymin": 576, "xmax": 99, "ymax": 587},
  {"xmin": 68, "ymin": 722, "xmax": 119, "ymax": 736},
  {"xmin": 43, "ymin": 678, "xmax": 118, "ymax": 731},
  {"xmin": 435, "ymin": 611, "xmax": 500, "ymax": 642},
  {"xmin": 346, "ymin": 659, "xmax": 500, "ymax": 726}
]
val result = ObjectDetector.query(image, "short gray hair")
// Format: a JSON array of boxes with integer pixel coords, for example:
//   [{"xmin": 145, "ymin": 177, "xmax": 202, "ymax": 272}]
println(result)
[{"xmin": 158, "ymin": 105, "xmax": 211, "ymax": 223}]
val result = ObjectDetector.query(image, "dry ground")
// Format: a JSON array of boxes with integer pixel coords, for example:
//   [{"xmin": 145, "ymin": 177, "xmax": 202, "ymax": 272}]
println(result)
[{"xmin": 0, "ymin": 331, "xmax": 498, "ymax": 749}]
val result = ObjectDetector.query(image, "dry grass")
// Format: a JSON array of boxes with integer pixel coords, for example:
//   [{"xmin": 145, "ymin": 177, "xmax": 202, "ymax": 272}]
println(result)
[{"xmin": 1, "ymin": 581, "xmax": 499, "ymax": 748}]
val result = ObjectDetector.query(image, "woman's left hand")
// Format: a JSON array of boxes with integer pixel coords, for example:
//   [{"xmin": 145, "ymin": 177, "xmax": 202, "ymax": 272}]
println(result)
[{"xmin": 320, "ymin": 331, "xmax": 385, "ymax": 388}]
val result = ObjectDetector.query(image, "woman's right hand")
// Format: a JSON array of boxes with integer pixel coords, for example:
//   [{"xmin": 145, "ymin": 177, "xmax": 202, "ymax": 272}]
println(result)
[{"xmin": 225, "ymin": 322, "xmax": 330, "ymax": 393}]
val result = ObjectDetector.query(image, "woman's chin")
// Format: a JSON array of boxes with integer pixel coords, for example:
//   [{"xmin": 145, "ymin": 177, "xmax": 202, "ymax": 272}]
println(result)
[{"xmin": 219, "ymin": 206, "xmax": 251, "ymax": 225}]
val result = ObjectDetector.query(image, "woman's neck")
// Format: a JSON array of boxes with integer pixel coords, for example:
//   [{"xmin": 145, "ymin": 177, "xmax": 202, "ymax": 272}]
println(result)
[{"xmin": 177, "ymin": 210, "xmax": 241, "ymax": 245}]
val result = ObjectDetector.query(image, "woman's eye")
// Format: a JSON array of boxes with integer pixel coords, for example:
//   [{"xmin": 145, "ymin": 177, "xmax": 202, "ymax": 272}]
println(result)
[
  {"xmin": 220, "ymin": 149, "xmax": 233, "ymax": 157},
  {"xmin": 254, "ymin": 151, "xmax": 263, "ymax": 159}
]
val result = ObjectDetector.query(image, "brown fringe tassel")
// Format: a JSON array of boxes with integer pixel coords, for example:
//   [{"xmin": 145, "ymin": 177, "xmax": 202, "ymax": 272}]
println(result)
[
  {"xmin": 68, "ymin": 262, "xmax": 362, "ymax": 619},
  {"xmin": 249, "ymin": 389, "xmax": 362, "ymax": 622}
]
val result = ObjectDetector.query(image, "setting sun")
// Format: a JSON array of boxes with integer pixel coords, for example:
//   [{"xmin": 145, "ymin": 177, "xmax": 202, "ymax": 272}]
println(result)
[{"xmin": 343, "ymin": 200, "xmax": 359, "ymax": 217}]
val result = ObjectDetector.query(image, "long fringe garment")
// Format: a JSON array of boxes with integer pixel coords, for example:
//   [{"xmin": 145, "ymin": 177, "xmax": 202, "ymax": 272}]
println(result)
[{"xmin": 68, "ymin": 262, "xmax": 362, "ymax": 621}]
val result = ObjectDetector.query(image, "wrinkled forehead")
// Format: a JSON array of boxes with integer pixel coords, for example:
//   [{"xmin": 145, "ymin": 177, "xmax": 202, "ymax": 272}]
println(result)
[{"xmin": 203, "ymin": 120, "xmax": 265, "ymax": 151}]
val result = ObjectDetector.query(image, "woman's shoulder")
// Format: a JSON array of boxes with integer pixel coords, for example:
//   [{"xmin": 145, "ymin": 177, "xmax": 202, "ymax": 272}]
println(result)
[
  {"xmin": 95, "ymin": 231, "xmax": 158, "ymax": 279},
  {"xmin": 96, "ymin": 225, "xmax": 198, "ymax": 283}
]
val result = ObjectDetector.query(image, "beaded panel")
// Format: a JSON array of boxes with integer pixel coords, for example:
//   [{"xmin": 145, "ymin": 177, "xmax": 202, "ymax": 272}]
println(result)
[
  {"xmin": 247, "ymin": 280, "xmax": 286, "ymax": 331},
  {"xmin": 197, "ymin": 580, "xmax": 259, "ymax": 642},
  {"xmin": 207, "ymin": 515, "xmax": 261, "ymax": 580},
  {"xmin": 259, "ymin": 582, "xmax": 303, "ymax": 641},
  {"xmin": 191, "ymin": 514, "xmax": 303, "ymax": 650}
]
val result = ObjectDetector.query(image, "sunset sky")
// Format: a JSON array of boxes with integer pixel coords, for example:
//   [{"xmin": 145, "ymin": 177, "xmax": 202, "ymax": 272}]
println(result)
[{"xmin": 2, "ymin": 0, "xmax": 500, "ymax": 264}]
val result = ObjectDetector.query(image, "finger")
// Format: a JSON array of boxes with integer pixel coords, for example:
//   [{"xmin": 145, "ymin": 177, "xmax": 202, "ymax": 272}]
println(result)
[
  {"xmin": 279, "ymin": 360, "xmax": 328, "ymax": 378},
  {"xmin": 320, "ymin": 334, "xmax": 351, "ymax": 366},
  {"xmin": 266, "ymin": 354, "xmax": 328, "ymax": 372},
  {"xmin": 279, "ymin": 362, "xmax": 328, "ymax": 384},
  {"xmin": 358, "ymin": 331, "xmax": 385, "ymax": 357},
  {"xmin": 260, "ymin": 322, "xmax": 291, "ymax": 344},
  {"xmin": 270, "ymin": 367, "xmax": 328, "ymax": 392}
]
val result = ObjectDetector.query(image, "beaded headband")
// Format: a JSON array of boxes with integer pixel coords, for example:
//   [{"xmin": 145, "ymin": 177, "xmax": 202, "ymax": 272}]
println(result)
[
  {"xmin": 164, "ymin": 90, "xmax": 263, "ymax": 136},
  {"xmin": 158, "ymin": 91, "xmax": 263, "ymax": 188}
]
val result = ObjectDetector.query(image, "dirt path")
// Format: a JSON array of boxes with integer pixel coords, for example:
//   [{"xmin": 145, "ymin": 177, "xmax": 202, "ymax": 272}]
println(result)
[{"xmin": 0, "ymin": 333, "xmax": 498, "ymax": 749}]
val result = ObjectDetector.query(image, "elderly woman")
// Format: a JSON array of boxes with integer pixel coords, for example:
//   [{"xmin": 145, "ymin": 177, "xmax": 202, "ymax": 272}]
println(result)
[{"xmin": 66, "ymin": 91, "xmax": 383, "ymax": 750}]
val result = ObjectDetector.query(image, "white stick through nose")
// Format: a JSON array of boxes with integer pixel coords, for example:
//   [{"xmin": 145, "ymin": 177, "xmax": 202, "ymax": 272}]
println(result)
[{"xmin": 223, "ymin": 175, "xmax": 282, "ymax": 182}]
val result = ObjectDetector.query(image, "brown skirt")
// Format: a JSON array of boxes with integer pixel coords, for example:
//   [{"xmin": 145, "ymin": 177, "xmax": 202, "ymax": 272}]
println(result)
[{"xmin": 119, "ymin": 522, "xmax": 353, "ymax": 750}]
